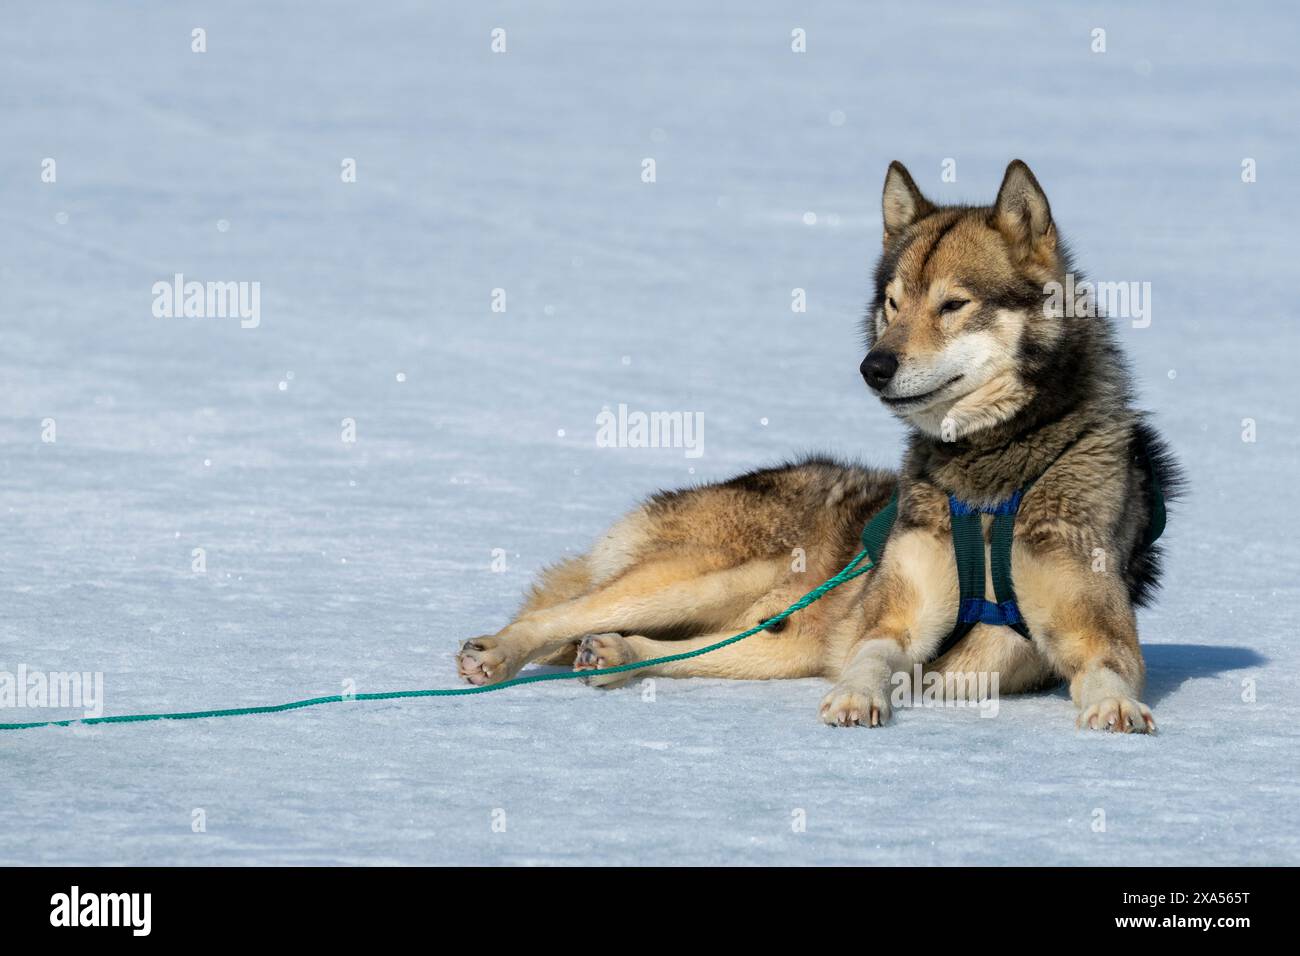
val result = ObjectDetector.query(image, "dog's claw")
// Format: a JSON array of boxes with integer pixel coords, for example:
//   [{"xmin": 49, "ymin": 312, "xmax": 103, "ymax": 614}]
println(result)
[
  {"xmin": 820, "ymin": 686, "xmax": 890, "ymax": 728},
  {"xmin": 573, "ymin": 633, "xmax": 638, "ymax": 688},
  {"xmin": 1077, "ymin": 697, "xmax": 1156, "ymax": 734},
  {"xmin": 457, "ymin": 636, "xmax": 521, "ymax": 687}
]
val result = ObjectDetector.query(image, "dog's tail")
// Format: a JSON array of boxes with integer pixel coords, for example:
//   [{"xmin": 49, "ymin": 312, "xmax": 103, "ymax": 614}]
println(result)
[{"xmin": 1127, "ymin": 419, "xmax": 1187, "ymax": 607}]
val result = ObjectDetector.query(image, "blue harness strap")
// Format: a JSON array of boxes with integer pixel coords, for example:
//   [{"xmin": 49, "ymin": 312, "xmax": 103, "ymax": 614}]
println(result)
[
  {"xmin": 958, "ymin": 597, "xmax": 1022, "ymax": 626},
  {"xmin": 949, "ymin": 489, "xmax": 1022, "ymax": 518},
  {"xmin": 859, "ymin": 438, "xmax": 1171, "ymax": 662},
  {"xmin": 937, "ymin": 489, "xmax": 1034, "ymax": 658}
]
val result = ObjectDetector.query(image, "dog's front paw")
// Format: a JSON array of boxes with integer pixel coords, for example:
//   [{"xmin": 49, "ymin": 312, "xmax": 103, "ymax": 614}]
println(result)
[
  {"xmin": 819, "ymin": 684, "xmax": 891, "ymax": 727},
  {"xmin": 1077, "ymin": 696, "xmax": 1156, "ymax": 734},
  {"xmin": 574, "ymin": 633, "xmax": 639, "ymax": 688},
  {"xmin": 457, "ymin": 635, "xmax": 522, "ymax": 686}
]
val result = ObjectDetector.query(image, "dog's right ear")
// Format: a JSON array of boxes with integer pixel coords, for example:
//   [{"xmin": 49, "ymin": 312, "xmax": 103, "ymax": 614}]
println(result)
[{"xmin": 881, "ymin": 161, "xmax": 934, "ymax": 244}]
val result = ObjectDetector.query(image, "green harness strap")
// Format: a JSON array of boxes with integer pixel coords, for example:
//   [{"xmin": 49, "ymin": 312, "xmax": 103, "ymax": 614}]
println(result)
[
  {"xmin": 946, "ymin": 491, "xmax": 1031, "ymax": 652},
  {"xmin": 860, "ymin": 491, "xmax": 898, "ymax": 565},
  {"xmin": 859, "ymin": 446, "xmax": 1167, "ymax": 661},
  {"xmin": 989, "ymin": 509, "xmax": 1032, "ymax": 642},
  {"xmin": 861, "ymin": 488, "xmax": 1030, "ymax": 658}
]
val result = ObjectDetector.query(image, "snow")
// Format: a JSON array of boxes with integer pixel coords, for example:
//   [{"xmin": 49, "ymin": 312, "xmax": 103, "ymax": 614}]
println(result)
[{"xmin": 1, "ymin": 1, "xmax": 1297, "ymax": 865}]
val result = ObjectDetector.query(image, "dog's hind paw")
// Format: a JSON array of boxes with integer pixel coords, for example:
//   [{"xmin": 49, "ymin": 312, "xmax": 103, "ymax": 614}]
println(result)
[
  {"xmin": 456, "ymin": 636, "xmax": 522, "ymax": 686},
  {"xmin": 819, "ymin": 685, "xmax": 891, "ymax": 727},
  {"xmin": 574, "ymin": 633, "xmax": 639, "ymax": 688},
  {"xmin": 1077, "ymin": 696, "xmax": 1156, "ymax": 734}
]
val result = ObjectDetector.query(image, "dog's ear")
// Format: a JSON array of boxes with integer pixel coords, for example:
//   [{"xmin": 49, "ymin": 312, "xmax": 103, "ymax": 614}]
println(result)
[
  {"xmin": 993, "ymin": 160, "xmax": 1055, "ymax": 259},
  {"xmin": 881, "ymin": 161, "xmax": 934, "ymax": 244}
]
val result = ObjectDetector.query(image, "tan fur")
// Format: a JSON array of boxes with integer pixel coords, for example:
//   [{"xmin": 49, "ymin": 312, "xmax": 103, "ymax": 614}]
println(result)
[
  {"xmin": 457, "ymin": 459, "xmax": 1079, "ymax": 720},
  {"xmin": 459, "ymin": 161, "xmax": 1169, "ymax": 735}
]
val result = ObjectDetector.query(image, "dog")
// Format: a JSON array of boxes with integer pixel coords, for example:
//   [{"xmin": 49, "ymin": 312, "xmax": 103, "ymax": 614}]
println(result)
[{"xmin": 457, "ymin": 160, "xmax": 1182, "ymax": 732}]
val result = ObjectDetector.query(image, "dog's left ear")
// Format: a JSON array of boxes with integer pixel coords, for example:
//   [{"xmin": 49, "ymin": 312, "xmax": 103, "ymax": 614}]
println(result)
[{"xmin": 993, "ymin": 160, "xmax": 1055, "ymax": 258}]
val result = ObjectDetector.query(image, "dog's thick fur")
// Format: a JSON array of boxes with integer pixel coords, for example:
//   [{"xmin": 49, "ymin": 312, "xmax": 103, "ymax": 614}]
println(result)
[{"xmin": 458, "ymin": 160, "xmax": 1182, "ymax": 732}]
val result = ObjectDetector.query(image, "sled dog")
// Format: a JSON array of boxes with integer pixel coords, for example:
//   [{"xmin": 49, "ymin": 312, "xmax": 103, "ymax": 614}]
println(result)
[{"xmin": 458, "ymin": 160, "xmax": 1182, "ymax": 732}]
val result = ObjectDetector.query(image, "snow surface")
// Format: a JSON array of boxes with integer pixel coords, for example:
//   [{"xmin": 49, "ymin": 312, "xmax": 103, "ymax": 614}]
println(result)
[{"xmin": 1, "ymin": 1, "xmax": 1297, "ymax": 865}]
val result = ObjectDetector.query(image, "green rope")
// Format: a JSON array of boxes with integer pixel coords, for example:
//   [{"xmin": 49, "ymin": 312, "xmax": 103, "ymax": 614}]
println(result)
[{"xmin": 0, "ymin": 549, "xmax": 875, "ymax": 732}]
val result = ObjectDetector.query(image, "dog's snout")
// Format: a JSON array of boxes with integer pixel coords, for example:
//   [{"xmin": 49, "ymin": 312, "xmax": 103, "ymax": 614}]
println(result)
[{"xmin": 860, "ymin": 351, "xmax": 899, "ymax": 391}]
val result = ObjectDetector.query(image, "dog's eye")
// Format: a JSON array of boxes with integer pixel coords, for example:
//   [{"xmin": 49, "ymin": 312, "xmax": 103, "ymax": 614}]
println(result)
[
  {"xmin": 939, "ymin": 299, "xmax": 969, "ymax": 315},
  {"xmin": 887, "ymin": 296, "xmax": 898, "ymax": 311}
]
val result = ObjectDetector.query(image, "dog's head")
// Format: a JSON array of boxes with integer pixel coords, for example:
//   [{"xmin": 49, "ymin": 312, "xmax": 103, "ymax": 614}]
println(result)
[{"xmin": 862, "ymin": 160, "xmax": 1066, "ymax": 440}]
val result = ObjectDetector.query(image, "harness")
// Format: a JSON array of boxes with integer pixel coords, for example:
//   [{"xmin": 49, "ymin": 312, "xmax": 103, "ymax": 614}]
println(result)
[{"xmin": 859, "ymin": 450, "xmax": 1167, "ymax": 661}]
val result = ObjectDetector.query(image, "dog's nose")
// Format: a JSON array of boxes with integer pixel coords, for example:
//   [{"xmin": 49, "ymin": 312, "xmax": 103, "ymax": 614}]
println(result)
[{"xmin": 860, "ymin": 351, "xmax": 899, "ymax": 391}]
